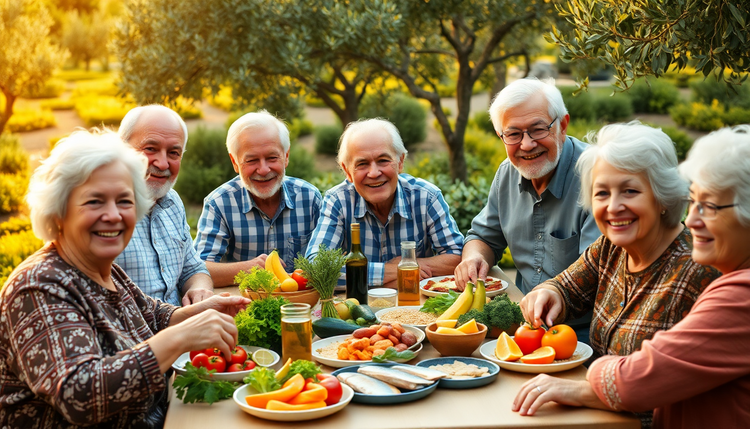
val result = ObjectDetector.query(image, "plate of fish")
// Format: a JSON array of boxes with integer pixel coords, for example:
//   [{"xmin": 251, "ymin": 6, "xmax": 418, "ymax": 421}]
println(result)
[
  {"xmin": 233, "ymin": 383, "xmax": 354, "ymax": 421},
  {"xmin": 479, "ymin": 340, "xmax": 593, "ymax": 374},
  {"xmin": 420, "ymin": 276, "xmax": 508, "ymax": 298},
  {"xmin": 332, "ymin": 363, "xmax": 443, "ymax": 404},
  {"xmin": 415, "ymin": 357, "xmax": 499, "ymax": 389}
]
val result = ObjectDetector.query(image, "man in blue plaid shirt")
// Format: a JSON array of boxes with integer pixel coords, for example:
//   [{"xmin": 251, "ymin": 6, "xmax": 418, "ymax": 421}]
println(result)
[
  {"xmin": 306, "ymin": 118, "xmax": 464, "ymax": 288},
  {"xmin": 115, "ymin": 105, "xmax": 214, "ymax": 306},
  {"xmin": 194, "ymin": 111, "xmax": 323, "ymax": 286}
]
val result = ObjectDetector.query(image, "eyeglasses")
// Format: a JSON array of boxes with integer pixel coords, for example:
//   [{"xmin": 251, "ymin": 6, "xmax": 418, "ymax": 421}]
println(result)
[
  {"xmin": 687, "ymin": 198, "xmax": 737, "ymax": 219},
  {"xmin": 500, "ymin": 118, "xmax": 558, "ymax": 145}
]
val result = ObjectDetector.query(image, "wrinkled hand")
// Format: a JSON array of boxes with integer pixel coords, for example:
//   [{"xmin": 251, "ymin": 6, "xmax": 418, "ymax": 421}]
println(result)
[
  {"xmin": 454, "ymin": 255, "xmax": 489, "ymax": 289},
  {"xmin": 512, "ymin": 374, "xmax": 597, "ymax": 416},
  {"xmin": 173, "ymin": 309, "xmax": 239, "ymax": 359},
  {"xmin": 249, "ymin": 254, "xmax": 268, "ymax": 269},
  {"xmin": 181, "ymin": 288, "xmax": 215, "ymax": 306},
  {"xmin": 520, "ymin": 288, "xmax": 563, "ymax": 328},
  {"xmin": 193, "ymin": 292, "xmax": 251, "ymax": 318}
]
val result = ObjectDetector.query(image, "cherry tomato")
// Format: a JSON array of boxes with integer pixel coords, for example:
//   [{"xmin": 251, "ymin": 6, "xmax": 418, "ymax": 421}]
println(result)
[
  {"xmin": 203, "ymin": 347, "xmax": 221, "ymax": 357},
  {"xmin": 224, "ymin": 347, "xmax": 248, "ymax": 366},
  {"xmin": 190, "ymin": 353, "xmax": 210, "ymax": 369},
  {"xmin": 243, "ymin": 360, "xmax": 256, "ymax": 370},
  {"xmin": 227, "ymin": 363, "xmax": 245, "ymax": 372},
  {"xmin": 542, "ymin": 324, "xmax": 578, "ymax": 360},
  {"xmin": 292, "ymin": 269, "xmax": 308, "ymax": 290},
  {"xmin": 316, "ymin": 373, "xmax": 343, "ymax": 405},
  {"xmin": 514, "ymin": 324, "xmax": 546, "ymax": 355},
  {"xmin": 205, "ymin": 355, "xmax": 226, "ymax": 373},
  {"xmin": 189, "ymin": 350, "xmax": 203, "ymax": 360}
]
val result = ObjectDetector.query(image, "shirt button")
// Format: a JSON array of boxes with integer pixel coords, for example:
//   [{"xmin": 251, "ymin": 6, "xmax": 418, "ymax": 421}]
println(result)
[
  {"xmin": 536, "ymin": 267, "xmax": 542, "ymax": 273},
  {"xmin": 620, "ymin": 301, "xmax": 624, "ymax": 307},
  {"xmin": 537, "ymin": 233, "xmax": 543, "ymax": 240}
]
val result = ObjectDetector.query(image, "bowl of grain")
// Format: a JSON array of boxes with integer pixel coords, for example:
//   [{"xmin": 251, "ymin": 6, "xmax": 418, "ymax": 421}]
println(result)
[{"xmin": 375, "ymin": 305, "xmax": 438, "ymax": 333}]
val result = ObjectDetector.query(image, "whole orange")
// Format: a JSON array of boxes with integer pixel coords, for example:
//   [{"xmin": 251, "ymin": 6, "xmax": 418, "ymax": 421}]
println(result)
[{"xmin": 541, "ymin": 324, "xmax": 577, "ymax": 360}]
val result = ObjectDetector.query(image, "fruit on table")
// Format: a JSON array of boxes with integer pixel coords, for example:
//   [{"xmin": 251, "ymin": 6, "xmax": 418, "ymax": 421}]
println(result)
[
  {"xmin": 520, "ymin": 346, "xmax": 556, "ymax": 364},
  {"xmin": 456, "ymin": 318, "xmax": 479, "ymax": 334},
  {"xmin": 252, "ymin": 349, "xmax": 276, "ymax": 366},
  {"xmin": 287, "ymin": 381, "xmax": 328, "ymax": 405},
  {"xmin": 280, "ymin": 277, "xmax": 299, "ymax": 292},
  {"xmin": 265, "ymin": 249, "xmax": 292, "ymax": 282},
  {"xmin": 471, "ymin": 280, "xmax": 486, "ymax": 311},
  {"xmin": 437, "ymin": 282, "xmax": 474, "ymax": 321},
  {"xmin": 514, "ymin": 324, "xmax": 547, "ymax": 355},
  {"xmin": 316, "ymin": 374, "xmax": 343, "ymax": 406},
  {"xmin": 435, "ymin": 327, "xmax": 466, "ymax": 335},
  {"xmin": 436, "ymin": 319, "xmax": 458, "ymax": 328},
  {"xmin": 495, "ymin": 332, "xmax": 523, "ymax": 362},
  {"xmin": 246, "ymin": 373, "xmax": 306, "ymax": 408},
  {"xmin": 542, "ymin": 324, "xmax": 578, "ymax": 360},
  {"xmin": 334, "ymin": 301, "xmax": 351, "ymax": 320},
  {"xmin": 266, "ymin": 400, "xmax": 327, "ymax": 411},
  {"xmin": 275, "ymin": 358, "xmax": 293, "ymax": 381},
  {"xmin": 350, "ymin": 304, "xmax": 377, "ymax": 324},
  {"xmin": 312, "ymin": 317, "xmax": 359, "ymax": 338}
]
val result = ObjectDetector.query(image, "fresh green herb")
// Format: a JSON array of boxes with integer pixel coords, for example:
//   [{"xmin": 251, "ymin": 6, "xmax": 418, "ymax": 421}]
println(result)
[
  {"xmin": 371, "ymin": 347, "xmax": 417, "ymax": 363},
  {"xmin": 173, "ymin": 363, "xmax": 238, "ymax": 404},
  {"xmin": 294, "ymin": 245, "xmax": 347, "ymax": 318},
  {"xmin": 234, "ymin": 295, "xmax": 289, "ymax": 352},
  {"xmin": 235, "ymin": 267, "xmax": 279, "ymax": 294},
  {"xmin": 243, "ymin": 366, "xmax": 281, "ymax": 393},
  {"xmin": 421, "ymin": 290, "xmax": 459, "ymax": 315},
  {"xmin": 456, "ymin": 294, "xmax": 523, "ymax": 330},
  {"xmin": 282, "ymin": 359, "xmax": 322, "ymax": 384}
]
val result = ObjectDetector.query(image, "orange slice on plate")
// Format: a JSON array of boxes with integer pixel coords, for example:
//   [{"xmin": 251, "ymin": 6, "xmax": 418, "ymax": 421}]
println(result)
[
  {"xmin": 520, "ymin": 346, "xmax": 556, "ymax": 364},
  {"xmin": 495, "ymin": 332, "xmax": 523, "ymax": 361}
]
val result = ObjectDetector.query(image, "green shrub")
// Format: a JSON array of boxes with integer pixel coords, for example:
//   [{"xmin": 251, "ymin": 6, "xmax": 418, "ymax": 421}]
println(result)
[
  {"xmin": 74, "ymin": 95, "xmax": 134, "ymax": 127},
  {"xmin": 0, "ymin": 216, "xmax": 32, "ymax": 235},
  {"xmin": 723, "ymin": 106, "xmax": 750, "ymax": 126},
  {"xmin": 566, "ymin": 120, "xmax": 603, "ymax": 141},
  {"xmin": 690, "ymin": 77, "xmax": 750, "ymax": 108},
  {"xmin": 314, "ymin": 124, "xmax": 342, "ymax": 155},
  {"xmin": 40, "ymin": 98, "xmax": 75, "ymax": 110},
  {"xmin": 361, "ymin": 94, "xmax": 427, "ymax": 148},
  {"xmin": 469, "ymin": 111, "xmax": 496, "ymax": 135},
  {"xmin": 6, "ymin": 108, "xmax": 56, "ymax": 132},
  {"xmin": 207, "ymin": 86, "xmax": 235, "ymax": 111},
  {"xmin": 309, "ymin": 171, "xmax": 346, "ymax": 194},
  {"xmin": 286, "ymin": 143, "xmax": 317, "ymax": 183},
  {"xmin": 670, "ymin": 101, "xmax": 724, "ymax": 132},
  {"xmin": 0, "ymin": 134, "xmax": 29, "ymax": 175},
  {"xmin": 174, "ymin": 126, "xmax": 236, "ymax": 205},
  {"xmin": 592, "ymin": 93, "xmax": 633, "ymax": 122},
  {"xmin": 291, "ymin": 118, "xmax": 313, "ymax": 137},
  {"xmin": 72, "ymin": 78, "xmax": 119, "ymax": 97},
  {"xmin": 659, "ymin": 126, "xmax": 693, "ymax": 161},
  {"xmin": 171, "ymin": 98, "xmax": 202, "ymax": 120},
  {"xmin": 560, "ymin": 87, "xmax": 596, "ymax": 122},
  {"xmin": 628, "ymin": 79, "xmax": 680, "ymax": 114},
  {"xmin": 55, "ymin": 69, "xmax": 111, "ymax": 82},
  {"xmin": 0, "ymin": 173, "xmax": 29, "ymax": 214},
  {"xmin": 0, "ymin": 229, "xmax": 44, "ymax": 287},
  {"xmin": 20, "ymin": 79, "xmax": 65, "ymax": 99},
  {"xmin": 463, "ymin": 128, "xmax": 506, "ymax": 180}
]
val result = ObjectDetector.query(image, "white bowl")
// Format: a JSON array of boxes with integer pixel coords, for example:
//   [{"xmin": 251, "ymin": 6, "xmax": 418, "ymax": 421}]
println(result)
[
  {"xmin": 172, "ymin": 345, "xmax": 280, "ymax": 382},
  {"xmin": 311, "ymin": 326, "xmax": 425, "ymax": 368},
  {"xmin": 375, "ymin": 305, "xmax": 438, "ymax": 332},
  {"xmin": 233, "ymin": 383, "xmax": 353, "ymax": 421}
]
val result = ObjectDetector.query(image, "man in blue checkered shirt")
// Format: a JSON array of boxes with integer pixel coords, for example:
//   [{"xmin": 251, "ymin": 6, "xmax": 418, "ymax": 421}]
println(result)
[
  {"xmin": 306, "ymin": 118, "xmax": 464, "ymax": 288},
  {"xmin": 194, "ymin": 111, "xmax": 323, "ymax": 286},
  {"xmin": 115, "ymin": 105, "xmax": 214, "ymax": 306}
]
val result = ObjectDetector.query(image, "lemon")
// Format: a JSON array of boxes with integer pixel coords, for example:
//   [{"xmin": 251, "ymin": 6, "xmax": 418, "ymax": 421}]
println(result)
[
  {"xmin": 252, "ymin": 349, "xmax": 276, "ymax": 366},
  {"xmin": 436, "ymin": 319, "xmax": 458, "ymax": 329},
  {"xmin": 280, "ymin": 278, "xmax": 299, "ymax": 292},
  {"xmin": 495, "ymin": 332, "xmax": 523, "ymax": 362}
]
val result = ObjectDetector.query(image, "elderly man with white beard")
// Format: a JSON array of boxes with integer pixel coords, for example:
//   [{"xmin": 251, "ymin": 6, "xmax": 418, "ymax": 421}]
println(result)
[
  {"xmin": 116, "ymin": 105, "xmax": 214, "ymax": 306},
  {"xmin": 194, "ymin": 111, "xmax": 323, "ymax": 286}
]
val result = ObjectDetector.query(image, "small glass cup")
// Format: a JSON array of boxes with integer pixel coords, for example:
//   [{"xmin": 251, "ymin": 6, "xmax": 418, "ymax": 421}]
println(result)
[
  {"xmin": 368, "ymin": 288, "xmax": 398, "ymax": 312},
  {"xmin": 280, "ymin": 303, "xmax": 312, "ymax": 362}
]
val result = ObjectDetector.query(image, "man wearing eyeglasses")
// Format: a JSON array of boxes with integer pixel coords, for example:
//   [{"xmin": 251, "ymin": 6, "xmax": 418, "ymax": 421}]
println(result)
[
  {"xmin": 455, "ymin": 78, "xmax": 601, "ymax": 337},
  {"xmin": 194, "ymin": 111, "xmax": 323, "ymax": 286}
]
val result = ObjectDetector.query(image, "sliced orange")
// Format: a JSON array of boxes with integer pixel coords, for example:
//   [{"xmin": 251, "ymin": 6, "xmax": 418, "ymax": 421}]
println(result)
[
  {"xmin": 456, "ymin": 318, "xmax": 479, "ymax": 334},
  {"xmin": 520, "ymin": 346, "xmax": 556, "ymax": 364},
  {"xmin": 435, "ymin": 327, "xmax": 466, "ymax": 335},
  {"xmin": 495, "ymin": 332, "xmax": 523, "ymax": 362},
  {"xmin": 436, "ymin": 319, "xmax": 458, "ymax": 329}
]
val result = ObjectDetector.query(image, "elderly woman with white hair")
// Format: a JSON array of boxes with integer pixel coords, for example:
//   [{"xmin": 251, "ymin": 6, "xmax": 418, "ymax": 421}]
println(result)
[
  {"xmin": 513, "ymin": 125, "xmax": 750, "ymax": 428},
  {"xmin": 515, "ymin": 122, "xmax": 720, "ymax": 426},
  {"xmin": 0, "ymin": 130, "xmax": 249, "ymax": 428}
]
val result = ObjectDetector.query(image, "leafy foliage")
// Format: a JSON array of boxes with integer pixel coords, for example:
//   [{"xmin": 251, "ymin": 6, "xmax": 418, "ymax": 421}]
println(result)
[
  {"xmin": 234, "ymin": 295, "xmax": 289, "ymax": 352},
  {"xmin": 62, "ymin": 9, "xmax": 110, "ymax": 71},
  {"xmin": 360, "ymin": 93, "xmax": 427, "ymax": 148},
  {"xmin": 314, "ymin": 124, "xmax": 342, "ymax": 156},
  {"xmin": 421, "ymin": 290, "xmax": 459, "ymax": 315},
  {"xmin": 174, "ymin": 126, "xmax": 236, "ymax": 205},
  {"xmin": 628, "ymin": 79, "xmax": 681, "ymax": 114},
  {"xmin": 0, "ymin": 219, "xmax": 43, "ymax": 287},
  {"xmin": 0, "ymin": 133, "xmax": 29, "ymax": 174},
  {"xmin": 5, "ymin": 108, "xmax": 56, "ymax": 132},
  {"xmin": 456, "ymin": 294, "xmax": 523, "ymax": 331},
  {"xmin": 172, "ymin": 363, "xmax": 238, "ymax": 405},
  {"xmin": 243, "ymin": 366, "xmax": 280, "ymax": 393},
  {"xmin": 690, "ymin": 76, "xmax": 750, "ymax": 108}
]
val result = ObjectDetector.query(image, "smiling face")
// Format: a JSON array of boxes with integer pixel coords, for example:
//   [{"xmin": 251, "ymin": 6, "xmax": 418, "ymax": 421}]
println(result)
[
  {"xmin": 499, "ymin": 92, "xmax": 568, "ymax": 182},
  {"xmin": 59, "ymin": 161, "xmax": 137, "ymax": 267},
  {"xmin": 591, "ymin": 159, "xmax": 665, "ymax": 256},
  {"xmin": 230, "ymin": 125, "xmax": 288, "ymax": 202},
  {"xmin": 127, "ymin": 110, "xmax": 184, "ymax": 200},
  {"xmin": 342, "ymin": 127, "xmax": 404, "ymax": 211},
  {"xmin": 685, "ymin": 183, "xmax": 750, "ymax": 273}
]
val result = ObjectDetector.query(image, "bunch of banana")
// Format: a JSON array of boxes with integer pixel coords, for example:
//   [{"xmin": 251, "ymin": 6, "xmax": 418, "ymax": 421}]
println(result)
[
  {"xmin": 436, "ymin": 280, "xmax": 486, "ymax": 321},
  {"xmin": 265, "ymin": 250, "xmax": 298, "ymax": 291}
]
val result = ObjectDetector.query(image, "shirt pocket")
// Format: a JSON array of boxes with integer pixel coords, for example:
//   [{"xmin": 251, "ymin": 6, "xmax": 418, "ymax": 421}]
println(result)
[
  {"xmin": 285, "ymin": 232, "xmax": 312, "ymax": 266},
  {"xmin": 548, "ymin": 231, "xmax": 580, "ymax": 273}
]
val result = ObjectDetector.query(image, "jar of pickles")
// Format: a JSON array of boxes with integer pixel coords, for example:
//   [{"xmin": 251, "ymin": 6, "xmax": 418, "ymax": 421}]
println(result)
[{"xmin": 368, "ymin": 288, "xmax": 398, "ymax": 312}]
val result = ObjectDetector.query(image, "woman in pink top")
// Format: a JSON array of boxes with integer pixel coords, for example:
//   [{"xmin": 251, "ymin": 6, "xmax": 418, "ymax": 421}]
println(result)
[{"xmin": 512, "ymin": 125, "xmax": 750, "ymax": 429}]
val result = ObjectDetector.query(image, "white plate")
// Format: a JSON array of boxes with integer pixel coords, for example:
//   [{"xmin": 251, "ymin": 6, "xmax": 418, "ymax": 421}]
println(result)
[
  {"xmin": 312, "ymin": 327, "xmax": 425, "ymax": 368},
  {"xmin": 375, "ymin": 305, "xmax": 438, "ymax": 332},
  {"xmin": 419, "ymin": 276, "xmax": 508, "ymax": 298},
  {"xmin": 233, "ymin": 382, "xmax": 353, "ymax": 421},
  {"xmin": 172, "ymin": 345, "xmax": 280, "ymax": 382},
  {"xmin": 479, "ymin": 340, "xmax": 593, "ymax": 374}
]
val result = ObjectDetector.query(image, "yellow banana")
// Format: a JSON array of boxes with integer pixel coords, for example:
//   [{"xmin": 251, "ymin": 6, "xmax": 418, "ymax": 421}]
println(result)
[
  {"xmin": 437, "ymin": 282, "xmax": 474, "ymax": 321},
  {"xmin": 266, "ymin": 250, "xmax": 292, "ymax": 282}
]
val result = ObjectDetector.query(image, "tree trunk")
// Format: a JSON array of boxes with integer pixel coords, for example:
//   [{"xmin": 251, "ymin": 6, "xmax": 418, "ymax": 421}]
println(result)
[
  {"xmin": 85, "ymin": 58, "xmax": 91, "ymax": 72},
  {"xmin": 0, "ymin": 92, "xmax": 16, "ymax": 135}
]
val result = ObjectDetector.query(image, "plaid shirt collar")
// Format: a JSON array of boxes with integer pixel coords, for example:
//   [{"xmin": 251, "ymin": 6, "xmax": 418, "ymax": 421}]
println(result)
[
  {"xmin": 239, "ymin": 179, "xmax": 295, "ymax": 216},
  {"xmin": 351, "ymin": 176, "xmax": 413, "ymax": 223}
]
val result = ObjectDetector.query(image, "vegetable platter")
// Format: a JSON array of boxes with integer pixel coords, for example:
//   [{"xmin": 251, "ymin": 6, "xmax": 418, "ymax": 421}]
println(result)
[
  {"xmin": 331, "ymin": 363, "xmax": 439, "ymax": 405},
  {"xmin": 313, "ymin": 331, "xmax": 424, "ymax": 368},
  {"xmin": 172, "ymin": 346, "xmax": 279, "ymax": 382},
  {"xmin": 420, "ymin": 276, "xmax": 508, "ymax": 298},
  {"xmin": 415, "ymin": 357, "xmax": 499, "ymax": 389},
  {"xmin": 479, "ymin": 340, "xmax": 593, "ymax": 374},
  {"xmin": 234, "ymin": 383, "xmax": 354, "ymax": 422}
]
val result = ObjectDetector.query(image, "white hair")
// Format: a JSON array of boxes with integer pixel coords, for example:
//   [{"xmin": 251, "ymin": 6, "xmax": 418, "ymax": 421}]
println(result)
[
  {"xmin": 488, "ymin": 77, "xmax": 568, "ymax": 134},
  {"xmin": 27, "ymin": 129, "xmax": 152, "ymax": 242},
  {"xmin": 576, "ymin": 121, "xmax": 688, "ymax": 227},
  {"xmin": 337, "ymin": 118, "xmax": 407, "ymax": 166},
  {"xmin": 679, "ymin": 125, "xmax": 750, "ymax": 226},
  {"xmin": 226, "ymin": 110, "xmax": 290, "ymax": 157},
  {"xmin": 119, "ymin": 104, "xmax": 188, "ymax": 149}
]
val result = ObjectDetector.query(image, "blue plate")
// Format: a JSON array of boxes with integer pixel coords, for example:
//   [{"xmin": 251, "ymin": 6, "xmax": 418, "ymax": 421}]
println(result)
[
  {"xmin": 332, "ymin": 363, "xmax": 438, "ymax": 404},
  {"xmin": 415, "ymin": 357, "xmax": 499, "ymax": 389}
]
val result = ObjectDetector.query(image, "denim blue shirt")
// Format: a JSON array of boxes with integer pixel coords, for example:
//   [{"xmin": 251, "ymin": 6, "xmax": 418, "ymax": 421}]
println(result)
[
  {"xmin": 115, "ymin": 189, "xmax": 209, "ymax": 306},
  {"xmin": 194, "ymin": 176, "xmax": 322, "ymax": 269},
  {"xmin": 466, "ymin": 136, "xmax": 602, "ymax": 294},
  {"xmin": 306, "ymin": 174, "xmax": 464, "ymax": 286}
]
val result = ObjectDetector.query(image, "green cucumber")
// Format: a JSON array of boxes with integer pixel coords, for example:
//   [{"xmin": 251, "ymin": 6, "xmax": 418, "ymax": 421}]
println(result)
[
  {"xmin": 312, "ymin": 317, "xmax": 359, "ymax": 338},
  {"xmin": 350, "ymin": 304, "xmax": 377, "ymax": 323}
]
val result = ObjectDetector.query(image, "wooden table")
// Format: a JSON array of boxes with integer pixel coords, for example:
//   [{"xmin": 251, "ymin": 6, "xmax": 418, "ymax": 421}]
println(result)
[{"xmin": 164, "ymin": 268, "xmax": 640, "ymax": 429}]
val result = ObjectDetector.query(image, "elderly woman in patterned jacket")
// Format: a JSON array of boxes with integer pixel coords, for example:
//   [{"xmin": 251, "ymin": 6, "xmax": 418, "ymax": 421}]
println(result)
[{"xmin": 0, "ymin": 130, "xmax": 249, "ymax": 428}]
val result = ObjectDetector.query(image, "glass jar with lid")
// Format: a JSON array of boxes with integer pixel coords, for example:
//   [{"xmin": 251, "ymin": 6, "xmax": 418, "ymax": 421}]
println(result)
[{"xmin": 368, "ymin": 288, "xmax": 398, "ymax": 311}]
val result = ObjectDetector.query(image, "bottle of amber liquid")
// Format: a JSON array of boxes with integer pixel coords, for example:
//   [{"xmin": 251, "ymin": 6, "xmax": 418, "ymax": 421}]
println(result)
[
  {"xmin": 397, "ymin": 241, "xmax": 420, "ymax": 306},
  {"xmin": 345, "ymin": 223, "xmax": 368, "ymax": 304},
  {"xmin": 280, "ymin": 303, "xmax": 312, "ymax": 362}
]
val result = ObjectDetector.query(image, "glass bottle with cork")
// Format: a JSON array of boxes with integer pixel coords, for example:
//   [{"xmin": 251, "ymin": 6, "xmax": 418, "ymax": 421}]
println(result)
[
  {"xmin": 280, "ymin": 303, "xmax": 312, "ymax": 362},
  {"xmin": 345, "ymin": 223, "xmax": 368, "ymax": 304},
  {"xmin": 397, "ymin": 241, "xmax": 420, "ymax": 305}
]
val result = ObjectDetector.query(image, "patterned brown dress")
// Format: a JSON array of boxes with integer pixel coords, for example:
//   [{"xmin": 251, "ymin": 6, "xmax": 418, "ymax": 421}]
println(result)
[{"xmin": 0, "ymin": 243, "xmax": 177, "ymax": 428}]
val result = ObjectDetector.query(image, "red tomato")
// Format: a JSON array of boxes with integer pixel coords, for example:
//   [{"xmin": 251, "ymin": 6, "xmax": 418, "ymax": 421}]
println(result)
[
  {"xmin": 227, "ymin": 363, "xmax": 245, "ymax": 372},
  {"xmin": 190, "ymin": 353, "xmax": 210, "ymax": 369},
  {"xmin": 206, "ymin": 355, "xmax": 226, "ymax": 373},
  {"xmin": 542, "ymin": 324, "xmax": 578, "ymax": 360},
  {"xmin": 292, "ymin": 269, "xmax": 308, "ymax": 290},
  {"xmin": 243, "ymin": 360, "xmax": 256, "ymax": 370},
  {"xmin": 189, "ymin": 350, "xmax": 203, "ymax": 360},
  {"xmin": 514, "ymin": 324, "xmax": 546, "ymax": 355},
  {"xmin": 225, "ymin": 347, "xmax": 248, "ymax": 366},
  {"xmin": 317, "ymin": 373, "xmax": 343, "ymax": 405},
  {"xmin": 203, "ymin": 347, "xmax": 221, "ymax": 357}
]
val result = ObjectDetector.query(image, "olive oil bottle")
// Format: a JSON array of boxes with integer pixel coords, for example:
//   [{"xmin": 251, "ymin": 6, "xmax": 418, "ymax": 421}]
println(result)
[{"xmin": 345, "ymin": 223, "xmax": 368, "ymax": 304}]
